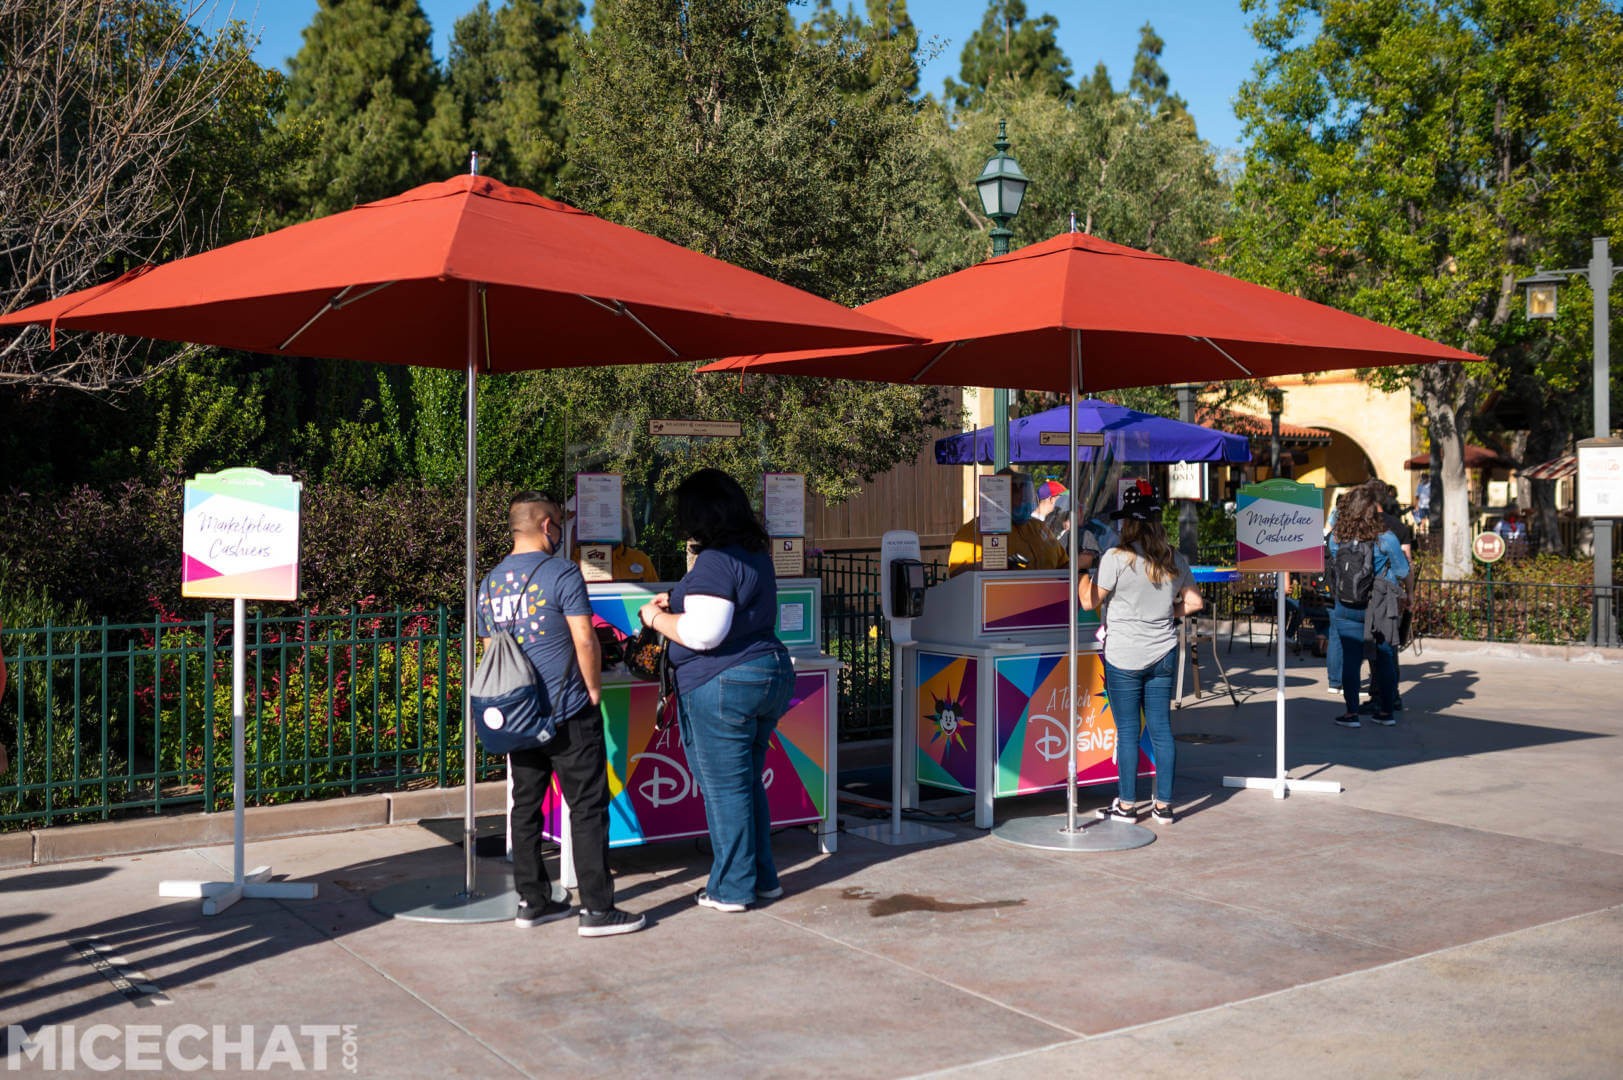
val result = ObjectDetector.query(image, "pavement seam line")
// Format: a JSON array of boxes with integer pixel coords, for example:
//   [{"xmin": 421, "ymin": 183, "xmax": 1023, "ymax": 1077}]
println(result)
[
  {"xmin": 761, "ymin": 909, "xmax": 1086, "ymax": 1041},
  {"xmin": 275, "ymin": 898, "xmax": 538, "ymax": 1080},
  {"xmin": 903, "ymin": 900, "xmax": 1623, "ymax": 1078}
]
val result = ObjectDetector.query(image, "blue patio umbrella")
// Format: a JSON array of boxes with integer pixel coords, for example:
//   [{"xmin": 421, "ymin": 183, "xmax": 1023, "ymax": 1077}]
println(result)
[{"xmin": 935, "ymin": 399, "xmax": 1252, "ymax": 465}]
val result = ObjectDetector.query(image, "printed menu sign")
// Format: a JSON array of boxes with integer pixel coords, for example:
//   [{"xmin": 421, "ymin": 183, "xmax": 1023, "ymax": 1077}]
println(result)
[
  {"xmin": 763, "ymin": 473, "xmax": 806, "ymax": 538},
  {"xmin": 575, "ymin": 473, "xmax": 623, "ymax": 544},
  {"xmin": 1577, "ymin": 440, "xmax": 1623, "ymax": 518},
  {"xmin": 978, "ymin": 475, "xmax": 1012, "ymax": 534}
]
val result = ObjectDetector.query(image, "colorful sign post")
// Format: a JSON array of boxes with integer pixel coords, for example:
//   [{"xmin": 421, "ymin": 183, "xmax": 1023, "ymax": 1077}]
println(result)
[
  {"xmin": 162, "ymin": 468, "xmax": 317, "ymax": 915},
  {"xmin": 1225, "ymin": 479, "xmax": 1340, "ymax": 801}
]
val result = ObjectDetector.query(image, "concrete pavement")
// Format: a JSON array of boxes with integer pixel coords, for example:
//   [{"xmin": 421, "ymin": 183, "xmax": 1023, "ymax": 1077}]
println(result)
[{"xmin": 0, "ymin": 649, "xmax": 1619, "ymax": 1078}]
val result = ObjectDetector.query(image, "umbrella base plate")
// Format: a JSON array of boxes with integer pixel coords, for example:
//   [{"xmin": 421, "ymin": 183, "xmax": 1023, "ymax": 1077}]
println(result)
[
  {"xmin": 369, "ymin": 872, "xmax": 520, "ymax": 923},
  {"xmin": 991, "ymin": 815, "xmax": 1156, "ymax": 852}
]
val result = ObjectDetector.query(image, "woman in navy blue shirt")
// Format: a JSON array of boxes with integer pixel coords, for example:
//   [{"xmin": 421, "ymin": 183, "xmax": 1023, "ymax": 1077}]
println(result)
[
  {"xmin": 639, "ymin": 469, "xmax": 795, "ymax": 912},
  {"xmin": 1327, "ymin": 486, "xmax": 1410, "ymax": 726}
]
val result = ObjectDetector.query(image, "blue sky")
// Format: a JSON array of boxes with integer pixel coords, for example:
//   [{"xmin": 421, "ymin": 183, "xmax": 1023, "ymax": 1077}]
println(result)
[{"xmin": 224, "ymin": 0, "xmax": 1265, "ymax": 150}]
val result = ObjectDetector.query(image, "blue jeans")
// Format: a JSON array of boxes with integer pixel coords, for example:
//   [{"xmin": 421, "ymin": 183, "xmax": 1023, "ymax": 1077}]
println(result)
[
  {"xmin": 1102, "ymin": 646, "xmax": 1177, "ymax": 806},
  {"xmin": 1326, "ymin": 623, "xmax": 1342, "ymax": 689},
  {"xmin": 678, "ymin": 649, "xmax": 796, "ymax": 905},
  {"xmin": 1329, "ymin": 603, "xmax": 1398, "ymax": 715}
]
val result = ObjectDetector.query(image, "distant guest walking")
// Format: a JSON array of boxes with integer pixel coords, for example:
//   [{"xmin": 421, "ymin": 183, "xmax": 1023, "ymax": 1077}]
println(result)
[
  {"xmin": 1077, "ymin": 482, "xmax": 1203, "ymax": 825},
  {"xmin": 640, "ymin": 469, "xmax": 796, "ymax": 912},
  {"xmin": 1327, "ymin": 487, "xmax": 1410, "ymax": 727}
]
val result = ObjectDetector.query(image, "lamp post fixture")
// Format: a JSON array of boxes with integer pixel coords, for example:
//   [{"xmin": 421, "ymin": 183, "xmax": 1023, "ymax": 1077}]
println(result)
[
  {"xmin": 975, "ymin": 120, "xmax": 1030, "ymax": 471},
  {"xmin": 1517, "ymin": 237, "xmax": 1620, "ymax": 646},
  {"xmin": 1266, "ymin": 386, "xmax": 1285, "ymax": 479}
]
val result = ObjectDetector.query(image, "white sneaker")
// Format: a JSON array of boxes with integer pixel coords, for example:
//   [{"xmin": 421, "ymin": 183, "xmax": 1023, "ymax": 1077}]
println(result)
[
  {"xmin": 1327, "ymin": 685, "xmax": 1344, "ymax": 697},
  {"xmin": 695, "ymin": 889, "xmax": 748, "ymax": 913}
]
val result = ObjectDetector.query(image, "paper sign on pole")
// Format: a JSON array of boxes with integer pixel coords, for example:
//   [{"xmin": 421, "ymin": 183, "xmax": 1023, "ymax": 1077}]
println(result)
[
  {"xmin": 978, "ymin": 475, "xmax": 1012, "ymax": 534},
  {"xmin": 1169, "ymin": 462, "xmax": 1206, "ymax": 501},
  {"xmin": 1576, "ymin": 438, "xmax": 1623, "ymax": 518},
  {"xmin": 182, "ymin": 468, "xmax": 302, "ymax": 601},
  {"xmin": 575, "ymin": 473, "xmax": 623, "ymax": 543},
  {"xmin": 1235, "ymin": 479, "xmax": 1324, "ymax": 573},
  {"xmin": 772, "ymin": 536, "xmax": 805, "ymax": 577},
  {"xmin": 764, "ymin": 473, "xmax": 806, "ymax": 538},
  {"xmin": 981, "ymin": 532, "xmax": 1008, "ymax": 570}
]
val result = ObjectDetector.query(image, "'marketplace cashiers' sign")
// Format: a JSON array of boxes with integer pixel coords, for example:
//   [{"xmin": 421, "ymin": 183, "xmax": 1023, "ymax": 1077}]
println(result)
[
  {"xmin": 182, "ymin": 468, "xmax": 302, "ymax": 601},
  {"xmin": 1235, "ymin": 478, "xmax": 1324, "ymax": 573}
]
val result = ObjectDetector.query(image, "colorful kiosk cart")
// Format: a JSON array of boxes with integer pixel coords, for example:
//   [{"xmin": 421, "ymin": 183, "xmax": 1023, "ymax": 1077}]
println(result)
[
  {"xmin": 902, "ymin": 569, "xmax": 1153, "ymax": 829},
  {"xmin": 545, "ymin": 577, "xmax": 841, "ymax": 885}
]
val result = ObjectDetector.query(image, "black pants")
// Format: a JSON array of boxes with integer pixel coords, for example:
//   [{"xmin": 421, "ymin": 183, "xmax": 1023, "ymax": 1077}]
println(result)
[{"xmin": 509, "ymin": 703, "xmax": 614, "ymax": 912}]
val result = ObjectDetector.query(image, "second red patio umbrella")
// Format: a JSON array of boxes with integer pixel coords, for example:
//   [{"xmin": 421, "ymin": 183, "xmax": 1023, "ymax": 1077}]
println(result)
[
  {"xmin": 705, "ymin": 229, "xmax": 1477, "ymax": 845},
  {"xmin": 1, "ymin": 172, "xmax": 918, "ymax": 919}
]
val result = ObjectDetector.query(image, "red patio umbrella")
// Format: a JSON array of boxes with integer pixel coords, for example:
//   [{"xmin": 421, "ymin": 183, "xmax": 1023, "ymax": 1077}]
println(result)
[
  {"xmin": 703, "ymin": 230, "xmax": 1478, "ymax": 842},
  {"xmin": 1, "ymin": 172, "xmax": 918, "ymax": 919}
]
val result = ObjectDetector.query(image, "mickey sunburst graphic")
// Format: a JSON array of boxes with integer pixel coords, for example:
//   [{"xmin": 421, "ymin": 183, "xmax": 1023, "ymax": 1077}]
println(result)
[{"xmin": 927, "ymin": 681, "xmax": 974, "ymax": 751}]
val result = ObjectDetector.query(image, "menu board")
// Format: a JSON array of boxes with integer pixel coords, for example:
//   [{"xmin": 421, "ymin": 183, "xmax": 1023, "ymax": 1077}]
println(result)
[
  {"xmin": 575, "ymin": 473, "xmax": 623, "ymax": 544},
  {"xmin": 764, "ymin": 473, "xmax": 806, "ymax": 538},
  {"xmin": 978, "ymin": 475, "xmax": 1012, "ymax": 534},
  {"xmin": 1577, "ymin": 440, "xmax": 1623, "ymax": 518}
]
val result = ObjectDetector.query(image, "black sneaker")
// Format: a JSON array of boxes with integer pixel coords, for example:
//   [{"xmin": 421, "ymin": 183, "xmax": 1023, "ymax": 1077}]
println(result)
[
  {"xmin": 1334, "ymin": 714, "xmax": 1362, "ymax": 728},
  {"xmin": 1150, "ymin": 803, "xmax": 1175, "ymax": 824},
  {"xmin": 1095, "ymin": 799, "xmax": 1136, "ymax": 823},
  {"xmin": 514, "ymin": 899, "xmax": 573, "ymax": 928},
  {"xmin": 578, "ymin": 907, "xmax": 646, "ymax": 937},
  {"xmin": 756, "ymin": 885, "xmax": 784, "ymax": 900},
  {"xmin": 1369, "ymin": 711, "xmax": 1397, "ymax": 726}
]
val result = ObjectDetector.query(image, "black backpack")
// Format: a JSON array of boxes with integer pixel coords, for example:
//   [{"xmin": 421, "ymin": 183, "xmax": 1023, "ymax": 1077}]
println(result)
[{"xmin": 1330, "ymin": 539, "xmax": 1375, "ymax": 606}]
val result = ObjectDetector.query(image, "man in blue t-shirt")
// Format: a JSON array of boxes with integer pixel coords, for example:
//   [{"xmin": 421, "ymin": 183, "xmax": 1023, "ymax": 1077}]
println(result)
[{"xmin": 477, "ymin": 492, "xmax": 643, "ymax": 938}]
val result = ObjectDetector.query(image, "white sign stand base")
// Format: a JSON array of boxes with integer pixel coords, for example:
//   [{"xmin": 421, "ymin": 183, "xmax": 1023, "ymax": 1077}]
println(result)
[
  {"xmin": 159, "ymin": 599, "xmax": 318, "ymax": 914},
  {"xmin": 1222, "ymin": 574, "xmax": 1342, "ymax": 799}
]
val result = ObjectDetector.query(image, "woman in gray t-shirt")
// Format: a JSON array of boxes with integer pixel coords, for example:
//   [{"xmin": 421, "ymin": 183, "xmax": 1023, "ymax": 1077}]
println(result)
[{"xmin": 1077, "ymin": 483, "xmax": 1202, "ymax": 826}]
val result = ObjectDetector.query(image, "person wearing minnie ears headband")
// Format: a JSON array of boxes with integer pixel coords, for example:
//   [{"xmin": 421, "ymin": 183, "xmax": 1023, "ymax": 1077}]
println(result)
[
  {"xmin": 478, "ymin": 492, "xmax": 645, "ymax": 938},
  {"xmin": 639, "ymin": 469, "xmax": 796, "ymax": 914},
  {"xmin": 1077, "ymin": 481, "xmax": 1203, "ymax": 825}
]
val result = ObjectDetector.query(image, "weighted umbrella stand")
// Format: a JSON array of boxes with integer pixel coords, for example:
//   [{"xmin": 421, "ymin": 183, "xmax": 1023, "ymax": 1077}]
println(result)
[{"xmin": 991, "ymin": 330, "xmax": 1156, "ymax": 853}]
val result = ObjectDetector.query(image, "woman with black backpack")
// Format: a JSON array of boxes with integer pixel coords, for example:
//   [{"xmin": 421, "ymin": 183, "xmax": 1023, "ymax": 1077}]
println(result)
[{"xmin": 1326, "ymin": 486, "xmax": 1410, "ymax": 727}]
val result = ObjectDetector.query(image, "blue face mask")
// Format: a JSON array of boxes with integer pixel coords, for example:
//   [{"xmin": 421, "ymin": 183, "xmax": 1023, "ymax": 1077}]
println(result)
[{"xmin": 1011, "ymin": 500, "xmax": 1037, "ymax": 525}]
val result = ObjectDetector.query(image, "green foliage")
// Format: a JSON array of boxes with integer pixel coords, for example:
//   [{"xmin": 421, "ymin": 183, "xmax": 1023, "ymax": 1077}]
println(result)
[
  {"xmin": 1128, "ymin": 21, "xmax": 1192, "ymax": 127},
  {"xmin": 1228, "ymin": 0, "xmax": 1623, "ymax": 573},
  {"xmin": 281, "ymin": 0, "xmax": 441, "ymax": 218},
  {"xmin": 422, "ymin": 0, "xmax": 584, "ymax": 191},
  {"xmin": 916, "ymin": 86, "xmax": 1229, "ymax": 273},
  {"xmin": 942, "ymin": 0, "xmax": 1074, "ymax": 108},
  {"xmin": 563, "ymin": 0, "xmax": 957, "ymax": 511},
  {"xmin": 802, "ymin": 0, "xmax": 922, "ymax": 100}
]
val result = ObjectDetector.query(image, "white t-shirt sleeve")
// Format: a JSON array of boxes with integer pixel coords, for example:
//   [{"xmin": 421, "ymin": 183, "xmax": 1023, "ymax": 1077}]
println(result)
[{"xmin": 676, "ymin": 594, "xmax": 736, "ymax": 651}]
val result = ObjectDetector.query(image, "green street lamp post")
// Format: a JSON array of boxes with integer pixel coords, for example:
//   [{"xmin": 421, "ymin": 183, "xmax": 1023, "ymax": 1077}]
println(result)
[
  {"xmin": 1266, "ymin": 386, "xmax": 1286, "ymax": 478},
  {"xmin": 1517, "ymin": 237, "xmax": 1620, "ymax": 646},
  {"xmin": 975, "ymin": 120, "xmax": 1030, "ymax": 472}
]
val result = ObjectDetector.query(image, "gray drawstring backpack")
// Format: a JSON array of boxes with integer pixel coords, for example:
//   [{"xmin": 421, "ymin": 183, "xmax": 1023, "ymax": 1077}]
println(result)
[{"xmin": 470, "ymin": 565, "xmax": 556, "ymax": 753}]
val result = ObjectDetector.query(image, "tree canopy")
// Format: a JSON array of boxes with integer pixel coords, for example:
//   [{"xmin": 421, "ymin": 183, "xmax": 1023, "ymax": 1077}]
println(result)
[
  {"xmin": 943, "ymin": 0, "xmax": 1074, "ymax": 109},
  {"xmin": 1229, "ymin": 0, "xmax": 1623, "ymax": 572}
]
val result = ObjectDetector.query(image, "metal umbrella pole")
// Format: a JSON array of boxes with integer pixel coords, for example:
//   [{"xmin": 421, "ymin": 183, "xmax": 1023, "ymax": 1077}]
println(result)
[
  {"xmin": 994, "ymin": 328, "xmax": 1155, "ymax": 852},
  {"xmin": 371, "ymin": 282, "xmax": 517, "ymax": 921}
]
